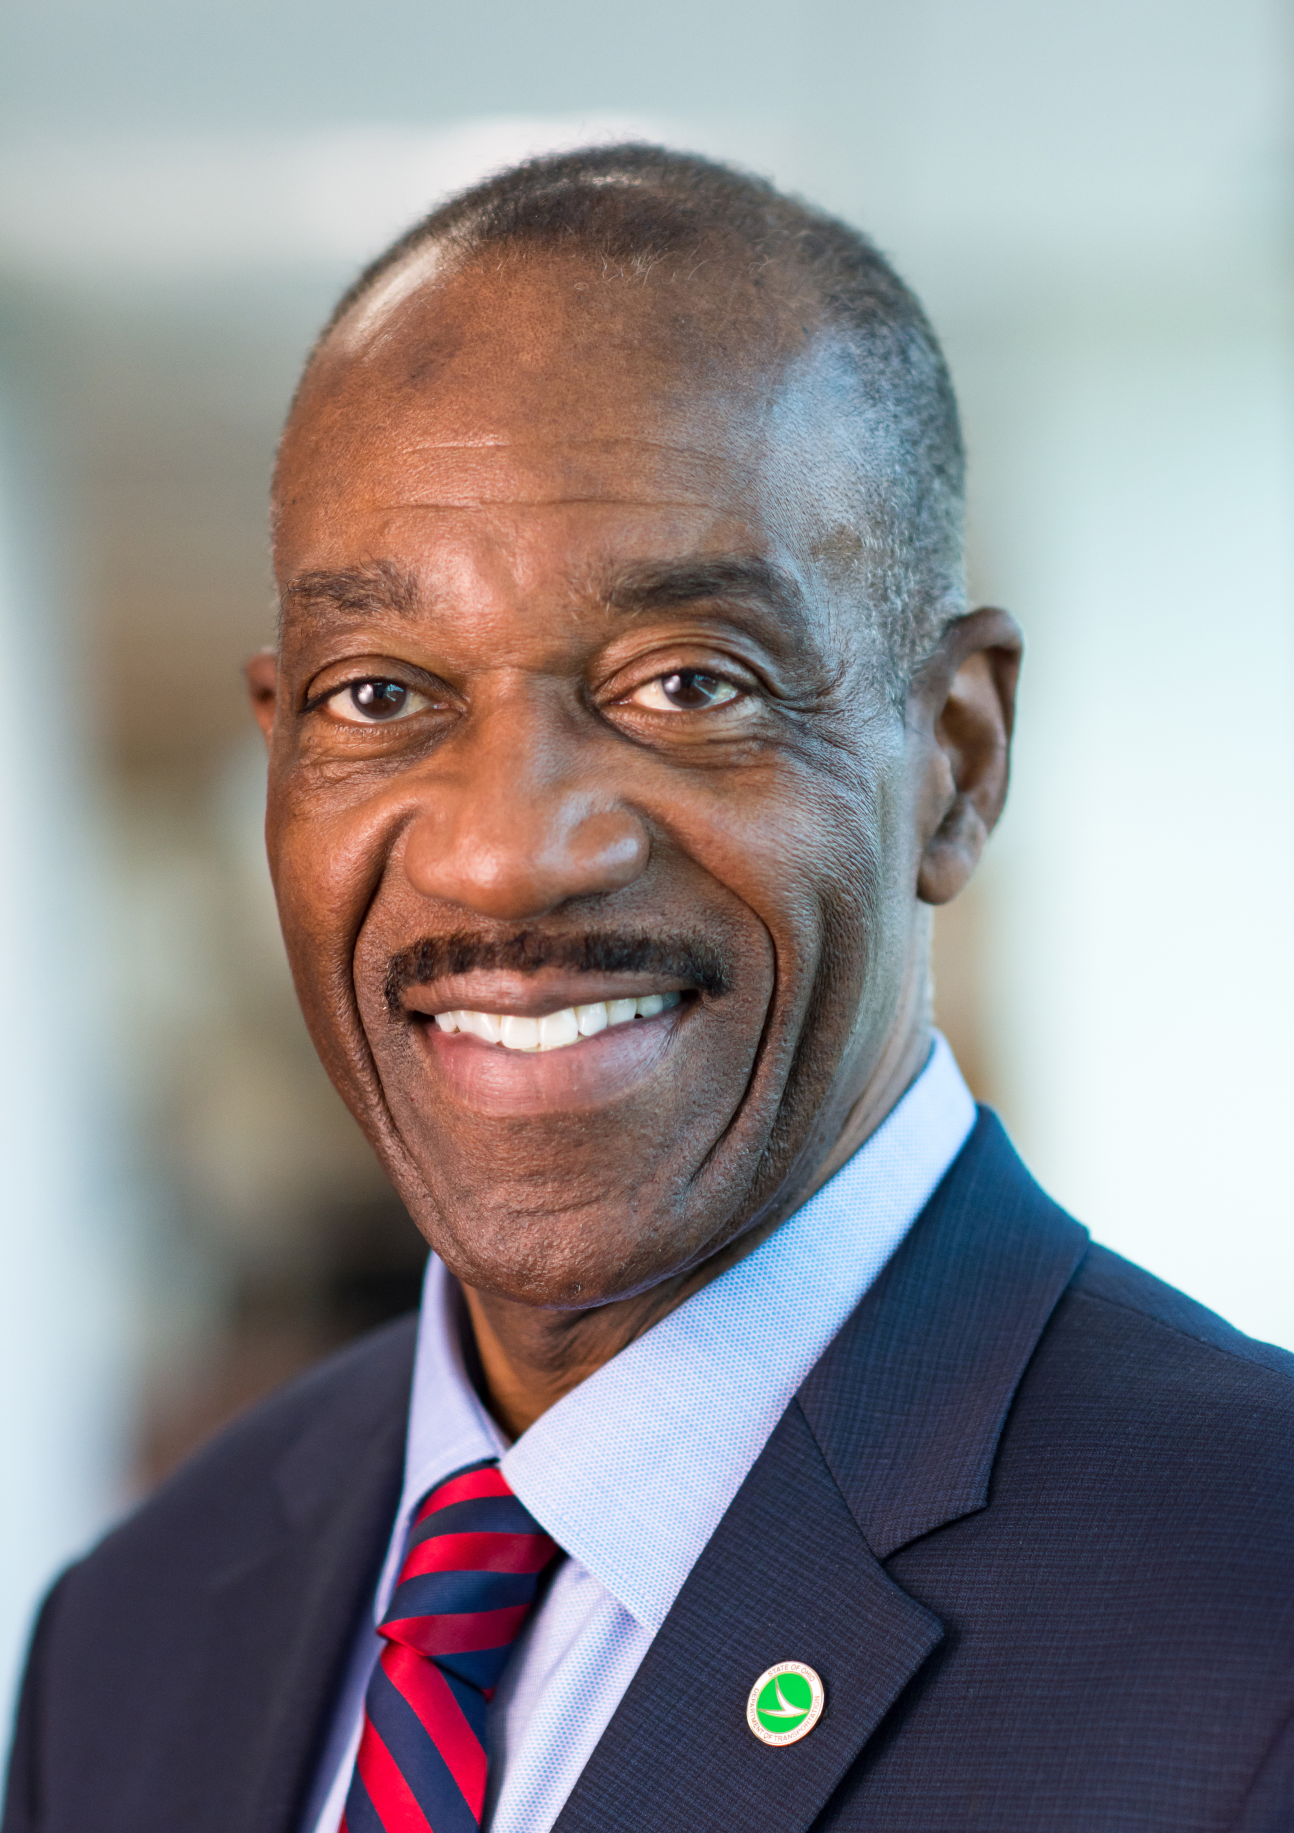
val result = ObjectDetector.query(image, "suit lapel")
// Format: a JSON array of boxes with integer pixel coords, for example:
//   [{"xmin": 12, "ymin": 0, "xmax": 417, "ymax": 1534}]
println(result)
[
  {"xmin": 552, "ymin": 1398, "xmax": 942, "ymax": 1833},
  {"xmin": 555, "ymin": 1112, "xmax": 1089, "ymax": 1833},
  {"xmin": 241, "ymin": 1405, "xmax": 408, "ymax": 1833},
  {"xmin": 180, "ymin": 1326, "xmax": 414, "ymax": 1833},
  {"xmin": 798, "ymin": 1109, "xmax": 1089, "ymax": 1557}
]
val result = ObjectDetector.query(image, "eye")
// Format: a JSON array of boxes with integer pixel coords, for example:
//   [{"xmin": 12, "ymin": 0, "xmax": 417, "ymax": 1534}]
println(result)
[
  {"xmin": 323, "ymin": 679, "xmax": 432, "ymax": 725},
  {"xmin": 628, "ymin": 670, "xmax": 740, "ymax": 713}
]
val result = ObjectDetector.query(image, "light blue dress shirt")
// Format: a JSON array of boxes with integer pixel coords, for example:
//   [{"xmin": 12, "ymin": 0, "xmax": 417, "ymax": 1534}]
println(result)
[{"xmin": 306, "ymin": 1033, "xmax": 975, "ymax": 1833}]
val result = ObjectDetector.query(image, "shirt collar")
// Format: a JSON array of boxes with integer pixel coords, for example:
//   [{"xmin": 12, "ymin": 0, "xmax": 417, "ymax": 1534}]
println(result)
[{"xmin": 390, "ymin": 1033, "xmax": 975, "ymax": 1634}]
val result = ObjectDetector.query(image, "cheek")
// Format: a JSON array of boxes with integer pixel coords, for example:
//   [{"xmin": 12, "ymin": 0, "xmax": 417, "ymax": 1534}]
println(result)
[
  {"xmin": 654, "ymin": 758, "xmax": 888, "ymax": 988},
  {"xmin": 687, "ymin": 747, "xmax": 915, "ymax": 1109},
  {"xmin": 265, "ymin": 765, "xmax": 400, "ymax": 1034}
]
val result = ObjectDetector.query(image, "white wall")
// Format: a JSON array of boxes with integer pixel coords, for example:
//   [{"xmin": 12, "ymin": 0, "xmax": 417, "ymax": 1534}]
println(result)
[
  {"xmin": 0, "ymin": 426, "xmax": 135, "ymax": 1720},
  {"xmin": 972, "ymin": 312, "xmax": 1294, "ymax": 1344}
]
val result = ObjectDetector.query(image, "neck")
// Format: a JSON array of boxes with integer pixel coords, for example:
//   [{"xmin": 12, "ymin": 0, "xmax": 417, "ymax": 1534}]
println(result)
[{"xmin": 462, "ymin": 938, "xmax": 933, "ymax": 1439}]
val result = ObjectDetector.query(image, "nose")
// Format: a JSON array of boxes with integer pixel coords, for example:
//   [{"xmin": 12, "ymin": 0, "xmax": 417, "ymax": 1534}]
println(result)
[{"xmin": 400, "ymin": 708, "xmax": 650, "ymax": 921}]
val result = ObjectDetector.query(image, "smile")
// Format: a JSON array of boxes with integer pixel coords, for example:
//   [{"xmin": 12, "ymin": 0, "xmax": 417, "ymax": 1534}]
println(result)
[{"xmin": 432, "ymin": 992, "xmax": 682, "ymax": 1052}]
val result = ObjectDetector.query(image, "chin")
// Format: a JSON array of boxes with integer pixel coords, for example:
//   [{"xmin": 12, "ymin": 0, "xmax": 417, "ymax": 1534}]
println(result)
[{"xmin": 390, "ymin": 1154, "xmax": 753, "ymax": 1309}]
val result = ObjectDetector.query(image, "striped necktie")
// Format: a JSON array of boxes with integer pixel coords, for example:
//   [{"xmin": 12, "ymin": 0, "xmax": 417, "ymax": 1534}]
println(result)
[{"xmin": 342, "ymin": 1460, "xmax": 560, "ymax": 1833}]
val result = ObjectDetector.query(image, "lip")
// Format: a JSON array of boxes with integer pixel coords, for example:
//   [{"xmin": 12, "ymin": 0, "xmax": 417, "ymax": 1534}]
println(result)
[{"xmin": 411, "ymin": 996, "xmax": 686, "ymax": 1115}]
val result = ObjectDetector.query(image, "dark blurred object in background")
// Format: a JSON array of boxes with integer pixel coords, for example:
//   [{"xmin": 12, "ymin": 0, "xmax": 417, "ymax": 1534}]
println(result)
[{"xmin": 139, "ymin": 1191, "xmax": 428, "ymax": 1491}]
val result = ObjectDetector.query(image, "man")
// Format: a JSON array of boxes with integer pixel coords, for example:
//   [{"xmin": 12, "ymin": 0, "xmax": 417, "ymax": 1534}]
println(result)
[{"xmin": 5, "ymin": 145, "xmax": 1293, "ymax": 1833}]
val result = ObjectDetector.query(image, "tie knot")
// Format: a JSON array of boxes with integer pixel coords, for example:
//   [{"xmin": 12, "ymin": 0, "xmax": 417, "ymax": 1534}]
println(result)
[{"xmin": 379, "ymin": 1461, "xmax": 560, "ymax": 1684}]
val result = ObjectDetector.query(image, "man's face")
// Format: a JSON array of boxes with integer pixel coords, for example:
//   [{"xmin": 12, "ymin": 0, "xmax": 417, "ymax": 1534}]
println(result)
[{"xmin": 262, "ymin": 251, "xmax": 927, "ymax": 1309}]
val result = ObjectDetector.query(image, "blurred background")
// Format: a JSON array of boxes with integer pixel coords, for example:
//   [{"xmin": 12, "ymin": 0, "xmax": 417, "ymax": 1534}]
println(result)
[{"xmin": 1, "ymin": 0, "xmax": 1291, "ymax": 1720}]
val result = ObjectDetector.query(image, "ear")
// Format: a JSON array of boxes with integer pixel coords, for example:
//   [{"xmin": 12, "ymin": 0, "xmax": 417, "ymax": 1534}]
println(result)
[
  {"xmin": 910, "ymin": 607, "xmax": 1022, "ymax": 906},
  {"xmin": 245, "ymin": 647, "xmax": 278, "ymax": 745}
]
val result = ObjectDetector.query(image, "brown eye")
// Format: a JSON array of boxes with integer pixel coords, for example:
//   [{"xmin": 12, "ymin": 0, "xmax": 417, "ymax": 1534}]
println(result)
[
  {"xmin": 352, "ymin": 680, "xmax": 407, "ymax": 718},
  {"xmin": 630, "ymin": 670, "xmax": 739, "ymax": 712},
  {"xmin": 323, "ymin": 679, "xmax": 431, "ymax": 725}
]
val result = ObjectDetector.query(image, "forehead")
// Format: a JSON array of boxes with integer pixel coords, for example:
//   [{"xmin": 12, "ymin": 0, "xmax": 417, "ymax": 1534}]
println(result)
[{"xmin": 273, "ymin": 251, "xmax": 858, "ymax": 590}]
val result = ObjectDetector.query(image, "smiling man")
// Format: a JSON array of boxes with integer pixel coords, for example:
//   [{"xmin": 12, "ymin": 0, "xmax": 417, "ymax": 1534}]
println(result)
[{"xmin": 6, "ymin": 146, "xmax": 1293, "ymax": 1833}]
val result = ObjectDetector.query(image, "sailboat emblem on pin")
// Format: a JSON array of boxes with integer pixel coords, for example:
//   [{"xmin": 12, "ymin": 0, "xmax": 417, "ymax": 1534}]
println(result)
[{"xmin": 746, "ymin": 1662, "xmax": 826, "ymax": 1746}]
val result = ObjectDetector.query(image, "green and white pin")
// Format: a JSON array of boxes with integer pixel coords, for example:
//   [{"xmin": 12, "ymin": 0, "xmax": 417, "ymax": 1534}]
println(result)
[{"xmin": 746, "ymin": 1661, "xmax": 825, "ymax": 1746}]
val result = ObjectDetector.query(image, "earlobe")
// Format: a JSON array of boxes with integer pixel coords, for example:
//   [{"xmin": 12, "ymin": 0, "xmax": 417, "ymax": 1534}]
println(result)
[
  {"xmin": 245, "ymin": 647, "xmax": 279, "ymax": 744},
  {"xmin": 918, "ymin": 794, "xmax": 990, "ymax": 905},
  {"xmin": 912, "ymin": 608, "xmax": 1022, "ymax": 907}
]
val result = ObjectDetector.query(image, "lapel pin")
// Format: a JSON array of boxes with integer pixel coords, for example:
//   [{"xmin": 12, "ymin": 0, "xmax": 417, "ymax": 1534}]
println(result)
[{"xmin": 746, "ymin": 1661, "xmax": 825, "ymax": 1746}]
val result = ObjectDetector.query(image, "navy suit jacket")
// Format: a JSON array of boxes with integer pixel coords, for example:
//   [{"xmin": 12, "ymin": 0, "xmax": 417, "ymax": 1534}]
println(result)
[{"xmin": 6, "ymin": 1112, "xmax": 1294, "ymax": 1831}]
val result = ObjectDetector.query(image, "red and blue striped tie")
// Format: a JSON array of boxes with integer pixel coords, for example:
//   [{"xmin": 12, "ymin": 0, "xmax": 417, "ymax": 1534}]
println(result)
[{"xmin": 341, "ymin": 1460, "xmax": 560, "ymax": 1833}]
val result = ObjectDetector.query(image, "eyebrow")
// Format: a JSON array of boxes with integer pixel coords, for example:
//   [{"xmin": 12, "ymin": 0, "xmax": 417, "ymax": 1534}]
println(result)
[
  {"xmin": 282, "ymin": 559, "xmax": 422, "ymax": 624},
  {"xmin": 592, "ymin": 555, "xmax": 807, "ymax": 630},
  {"xmin": 280, "ymin": 552, "xmax": 807, "ymax": 637}
]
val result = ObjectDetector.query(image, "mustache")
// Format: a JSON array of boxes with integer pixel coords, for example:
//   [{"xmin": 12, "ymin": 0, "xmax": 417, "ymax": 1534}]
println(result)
[{"xmin": 384, "ymin": 928, "xmax": 732, "ymax": 1016}]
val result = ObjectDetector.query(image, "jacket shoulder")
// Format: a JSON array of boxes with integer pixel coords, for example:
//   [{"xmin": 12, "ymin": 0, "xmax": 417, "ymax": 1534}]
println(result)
[
  {"xmin": 1013, "ymin": 1240, "xmax": 1294, "ymax": 1500},
  {"xmin": 3, "ymin": 1317, "xmax": 418, "ymax": 1833},
  {"xmin": 1068, "ymin": 1239, "xmax": 1294, "ymax": 1387}
]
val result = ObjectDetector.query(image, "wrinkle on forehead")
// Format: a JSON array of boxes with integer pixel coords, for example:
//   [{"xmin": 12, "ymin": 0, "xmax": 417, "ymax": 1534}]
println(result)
[
  {"xmin": 282, "ymin": 442, "xmax": 766, "ymax": 522},
  {"xmin": 356, "ymin": 436, "xmax": 751, "ymax": 511},
  {"xmin": 362, "ymin": 436, "xmax": 742, "ymax": 459}
]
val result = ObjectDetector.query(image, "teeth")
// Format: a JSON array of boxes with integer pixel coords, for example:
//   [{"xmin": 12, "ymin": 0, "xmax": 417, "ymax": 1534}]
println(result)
[
  {"xmin": 539, "ymin": 1008, "xmax": 579, "ymax": 1050},
  {"xmin": 499, "ymin": 1014, "xmax": 540, "ymax": 1051},
  {"xmin": 432, "ymin": 992, "xmax": 681, "ymax": 1052}
]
